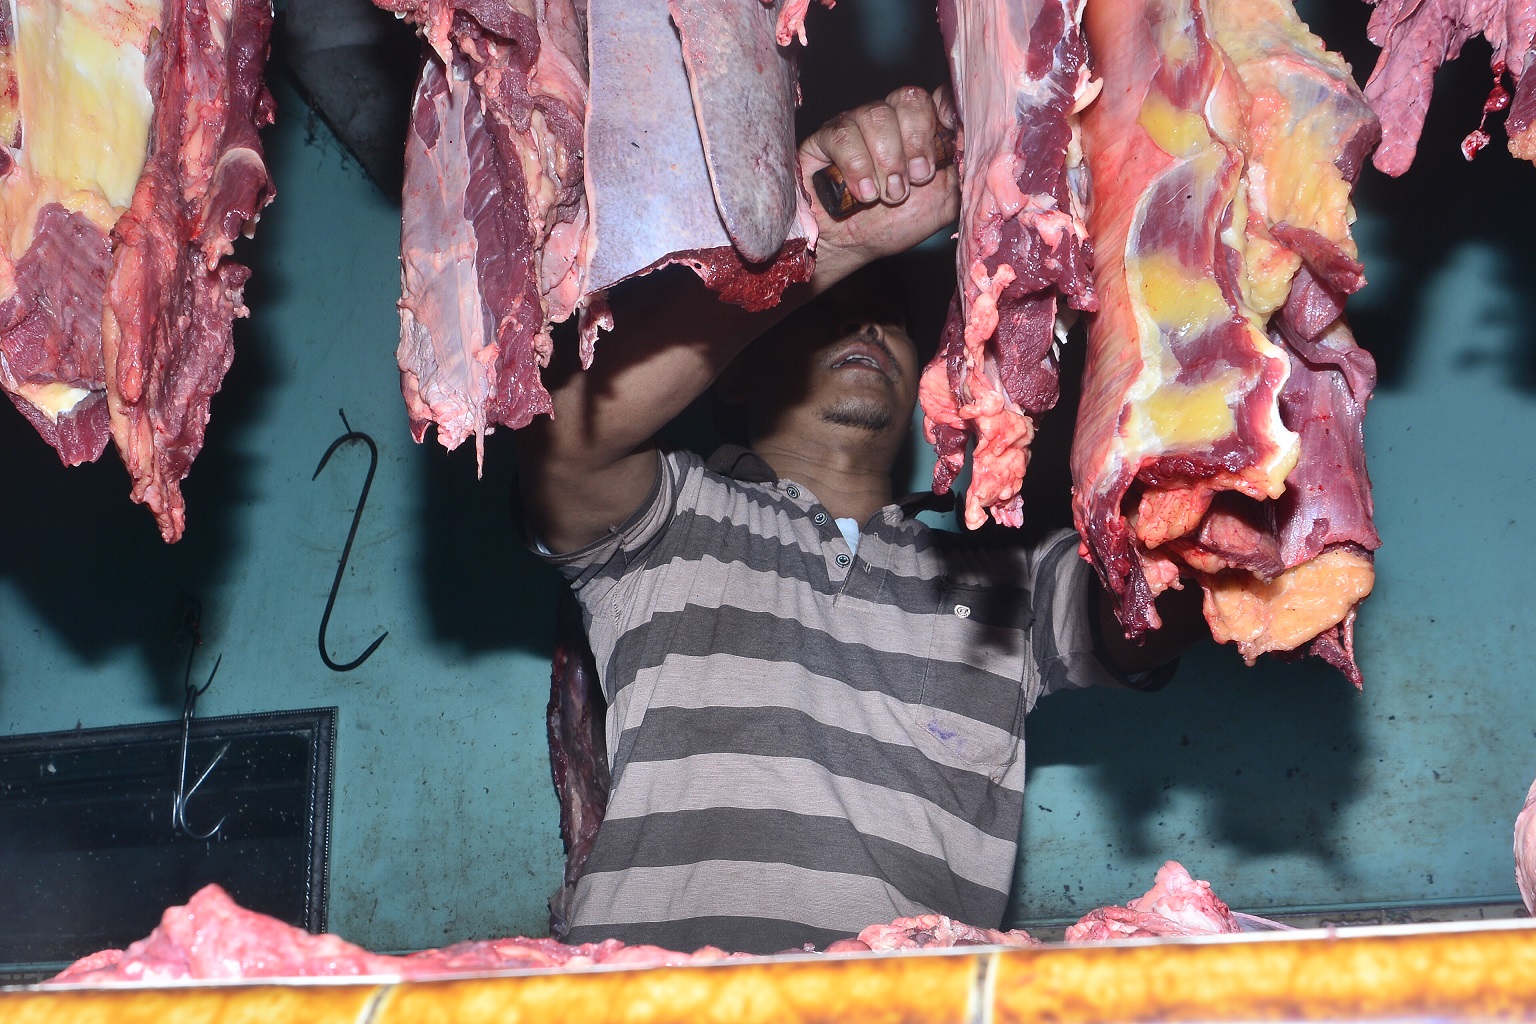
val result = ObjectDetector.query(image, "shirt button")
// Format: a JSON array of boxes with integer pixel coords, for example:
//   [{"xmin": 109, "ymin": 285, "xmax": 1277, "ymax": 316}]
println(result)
[
  {"xmin": 954, "ymin": 604, "xmax": 972, "ymax": 619},
  {"xmin": 835, "ymin": 553, "xmax": 852, "ymax": 568},
  {"xmin": 786, "ymin": 485, "xmax": 801, "ymax": 499},
  {"xmin": 813, "ymin": 512, "xmax": 828, "ymax": 526}
]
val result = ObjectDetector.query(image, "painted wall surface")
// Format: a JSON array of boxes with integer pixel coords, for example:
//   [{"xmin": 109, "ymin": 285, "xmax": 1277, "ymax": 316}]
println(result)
[{"xmin": 2, "ymin": 1, "xmax": 1534, "ymax": 954}]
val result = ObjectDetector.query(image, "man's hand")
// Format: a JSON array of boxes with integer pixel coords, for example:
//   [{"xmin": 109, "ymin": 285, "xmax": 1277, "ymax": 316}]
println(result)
[
  {"xmin": 800, "ymin": 86, "xmax": 961, "ymax": 282},
  {"xmin": 519, "ymin": 87, "xmax": 959, "ymax": 555}
]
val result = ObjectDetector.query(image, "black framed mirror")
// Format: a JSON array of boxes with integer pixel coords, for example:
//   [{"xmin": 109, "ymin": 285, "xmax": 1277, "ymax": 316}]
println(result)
[{"xmin": 0, "ymin": 707, "xmax": 336, "ymax": 984}]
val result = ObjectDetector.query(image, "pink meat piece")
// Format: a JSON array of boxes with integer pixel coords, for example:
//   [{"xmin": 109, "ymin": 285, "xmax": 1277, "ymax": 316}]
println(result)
[
  {"xmin": 1361, "ymin": 0, "xmax": 1536, "ymax": 173},
  {"xmin": 1516, "ymin": 777, "xmax": 1536, "ymax": 914},
  {"xmin": 767, "ymin": 0, "xmax": 835, "ymax": 45},
  {"xmin": 382, "ymin": 0, "xmax": 589, "ymax": 465},
  {"xmin": 920, "ymin": 0, "xmax": 1096, "ymax": 531},
  {"xmin": 1065, "ymin": 861, "xmax": 1240, "ymax": 942},
  {"xmin": 855, "ymin": 914, "xmax": 1039, "ymax": 950},
  {"xmin": 48, "ymin": 885, "xmax": 757, "ymax": 984}
]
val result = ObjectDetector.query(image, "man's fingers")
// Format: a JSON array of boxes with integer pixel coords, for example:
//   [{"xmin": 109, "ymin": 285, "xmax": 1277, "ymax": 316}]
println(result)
[
  {"xmin": 806, "ymin": 110, "xmax": 882, "ymax": 204},
  {"xmin": 887, "ymin": 86, "xmax": 940, "ymax": 187},
  {"xmin": 849, "ymin": 100, "xmax": 911, "ymax": 202}
]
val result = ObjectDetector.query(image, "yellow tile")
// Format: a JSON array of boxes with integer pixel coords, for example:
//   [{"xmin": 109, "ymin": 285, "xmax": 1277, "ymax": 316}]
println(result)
[
  {"xmin": 992, "ymin": 927, "xmax": 1536, "ymax": 1022},
  {"xmin": 377, "ymin": 952, "xmax": 981, "ymax": 1024},
  {"xmin": 0, "ymin": 982, "xmax": 384, "ymax": 1024}
]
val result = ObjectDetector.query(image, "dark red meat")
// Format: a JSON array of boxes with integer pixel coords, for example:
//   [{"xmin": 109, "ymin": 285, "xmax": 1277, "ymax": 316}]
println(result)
[{"xmin": 103, "ymin": 0, "xmax": 275, "ymax": 542}]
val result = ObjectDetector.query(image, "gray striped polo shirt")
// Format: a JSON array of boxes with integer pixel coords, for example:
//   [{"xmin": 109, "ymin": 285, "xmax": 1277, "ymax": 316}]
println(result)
[{"xmin": 542, "ymin": 447, "xmax": 1127, "ymax": 954}]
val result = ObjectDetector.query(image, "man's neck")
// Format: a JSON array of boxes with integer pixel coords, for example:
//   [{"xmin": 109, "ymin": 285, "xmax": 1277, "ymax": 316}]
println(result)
[{"xmin": 752, "ymin": 439, "xmax": 896, "ymax": 525}]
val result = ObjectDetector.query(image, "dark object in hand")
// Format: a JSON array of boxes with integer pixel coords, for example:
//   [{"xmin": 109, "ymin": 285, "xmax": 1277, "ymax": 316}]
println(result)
[{"xmin": 811, "ymin": 130, "xmax": 956, "ymax": 219}]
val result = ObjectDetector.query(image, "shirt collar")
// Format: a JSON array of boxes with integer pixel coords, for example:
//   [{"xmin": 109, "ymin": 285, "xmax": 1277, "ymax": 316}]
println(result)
[{"xmin": 704, "ymin": 445, "xmax": 954, "ymax": 518}]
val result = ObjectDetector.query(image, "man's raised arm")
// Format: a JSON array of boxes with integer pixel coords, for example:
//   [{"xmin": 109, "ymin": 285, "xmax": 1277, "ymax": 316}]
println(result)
[{"xmin": 516, "ymin": 87, "xmax": 959, "ymax": 555}]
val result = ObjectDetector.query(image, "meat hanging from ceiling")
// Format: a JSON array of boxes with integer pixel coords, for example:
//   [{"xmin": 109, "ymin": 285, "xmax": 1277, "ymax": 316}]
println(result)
[
  {"xmin": 918, "ymin": 0, "xmax": 1097, "ymax": 531},
  {"xmin": 1070, "ymin": 0, "xmax": 1381, "ymax": 684},
  {"xmin": 382, "ymin": 0, "xmax": 816, "ymax": 465},
  {"xmin": 0, "ymin": 0, "xmax": 275, "ymax": 542},
  {"xmin": 1362, "ymin": 0, "xmax": 1536, "ymax": 173}
]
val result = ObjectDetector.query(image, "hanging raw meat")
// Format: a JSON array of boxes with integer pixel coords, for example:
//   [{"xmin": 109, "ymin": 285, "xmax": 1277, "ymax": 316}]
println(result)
[
  {"xmin": 385, "ymin": 0, "xmax": 590, "ymax": 464},
  {"xmin": 918, "ymin": 0, "xmax": 1097, "ymax": 531},
  {"xmin": 1072, "ymin": 0, "xmax": 1381, "ymax": 683},
  {"xmin": 385, "ymin": 0, "xmax": 816, "ymax": 464},
  {"xmin": 0, "ymin": 0, "xmax": 275, "ymax": 541},
  {"xmin": 1361, "ymin": 0, "xmax": 1536, "ymax": 173}
]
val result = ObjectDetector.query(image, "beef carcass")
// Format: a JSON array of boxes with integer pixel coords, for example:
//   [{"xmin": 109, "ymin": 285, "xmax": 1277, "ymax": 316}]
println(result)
[
  {"xmin": 0, "ymin": 0, "xmax": 274, "ymax": 541},
  {"xmin": 918, "ymin": 0, "xmax": 1097, "ymax": 531},
  {"xmin": 1065, "ymin": 861, "xmax": 1241, "ymax": 941},
  {"xmin": 1071, "ymin": 0, "xmax": 1380, "ymax": 683},
  {"xmin": 1362, "ymin": 0, "xmax": 1536, "ymax": 174}
]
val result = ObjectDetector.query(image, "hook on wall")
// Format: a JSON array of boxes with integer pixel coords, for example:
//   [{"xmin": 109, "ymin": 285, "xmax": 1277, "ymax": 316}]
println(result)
[
  {"xmin": 314, "ymin": 408, "xmax": 389, "ymax": 672},
  {"xmin": 174, "ymin": 644, "xmax": 230, "ymax": 840}
]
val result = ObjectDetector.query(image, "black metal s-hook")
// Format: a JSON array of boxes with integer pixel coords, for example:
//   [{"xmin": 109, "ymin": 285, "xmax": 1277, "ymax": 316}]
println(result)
[{"xmin": 314, "ymin": 409, "xmax": 389, "ymax": 672}]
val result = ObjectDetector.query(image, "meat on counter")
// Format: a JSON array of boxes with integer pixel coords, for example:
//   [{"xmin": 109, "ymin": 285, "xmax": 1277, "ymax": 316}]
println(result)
[{"xmin": 48, "ymin": 862, "xmax": 1257, "ymax": 984}]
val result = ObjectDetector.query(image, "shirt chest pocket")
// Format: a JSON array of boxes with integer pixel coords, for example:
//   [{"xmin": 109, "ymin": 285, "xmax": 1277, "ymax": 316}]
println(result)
[{"xmin": 912, "ymin": 583, "xmax": 1033, "ymax": 769}]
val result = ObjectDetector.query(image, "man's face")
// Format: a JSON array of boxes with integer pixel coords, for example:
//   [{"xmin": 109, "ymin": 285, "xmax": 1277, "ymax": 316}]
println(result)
[{"xmin": 747, "ymin": 287, "xmax": 923, "ymax": 446}]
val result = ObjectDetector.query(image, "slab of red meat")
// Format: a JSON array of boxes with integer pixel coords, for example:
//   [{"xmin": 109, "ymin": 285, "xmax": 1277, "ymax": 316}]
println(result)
[
  {"xmin": 1362, "ymin": 0, "xmax": 1536, "ymax": 173},
  {"xmin": 767, "ymin": 0, "xmax": 835, "ymax": 45},
  {"xmin": 103, "ymin": 0, "xmax": 276, "ymax": 542},
  {"xmin": 546, "ymin": 591, "xmax": 611, "ymax": 940},
  {"xmin": 383, "ymin": 0, "xmax": 589, "ymax": 464},
  {"xmin": 1065, "ymin": 861, "xmax": 1240, "ymax": 941},
  {"xmin": 918, "ymin": 0, "xmax": 1096, "ymax": 531},
  {"xmin": 0, "ymin": 0, "xmax": 272, "ymax": 541},
  {"xmin": 1072, "ymin": 0, "xmax": 1380, "ymax": 682}
]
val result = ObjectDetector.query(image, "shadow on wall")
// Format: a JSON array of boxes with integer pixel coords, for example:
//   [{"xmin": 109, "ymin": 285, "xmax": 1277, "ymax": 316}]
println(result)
[
  {"xmin": 411, "ymin": 430, "xmax": 565, "ymax": 659},
  {"xmin": 0, "ymin": 245, "xmax": 285, "ymax": 707},
  {"xmin": 1018, "ymin": 644, "xmax": 1367, "ymax": 905}
]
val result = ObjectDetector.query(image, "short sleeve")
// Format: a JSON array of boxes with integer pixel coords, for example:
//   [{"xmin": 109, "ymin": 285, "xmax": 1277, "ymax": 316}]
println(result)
[
  {"xmin": 527, "ymin": 451, "xmax": 683, "ymax": 605},
  {"xmin": 1027, "ymin": 528, "xmax": 1142, "ymax": 703}
]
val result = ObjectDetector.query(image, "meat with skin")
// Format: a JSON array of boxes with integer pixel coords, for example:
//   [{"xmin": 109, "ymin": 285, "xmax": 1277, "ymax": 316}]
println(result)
[
  {"xmin": 0, "ymin": 0, "xmax": 272, "ymax": 541},
  {"xmin": 1361, "ymin": 0, "xmax": 1536, "ymax": 173},
  {"xmin": 1065, "ymin": 861, "xmax": 1240, "ymax": 941},
  {"xmin": 385, "ymin": 0, "xmax": 589, "ymax": 465},
  {"xmin": 1072, "ymin": 0, "xmax": 1380, "ymax": 682},
  {"xmin": 919, "ymin": 0, "xmax": 1096, "ymax": 531},
  {"xmin": 1516, "ymin": 776, "xmax": 1536, "ymax": 914},
  {"xmin": 546, "ymin": 590, "xmax": 611, "ymax": 940}
]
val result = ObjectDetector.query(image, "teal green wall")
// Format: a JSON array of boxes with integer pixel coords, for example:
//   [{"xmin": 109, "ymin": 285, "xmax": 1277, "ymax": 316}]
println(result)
[{"xmin": 2, "ymin": 2, "xmax": 1534, "ymax": 953}]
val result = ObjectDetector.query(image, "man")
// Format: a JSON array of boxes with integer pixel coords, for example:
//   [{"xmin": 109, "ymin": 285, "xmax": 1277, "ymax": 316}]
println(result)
[{"xmin": 517, "ymin": 87, "xmax": 1202, "ymax": 953}]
